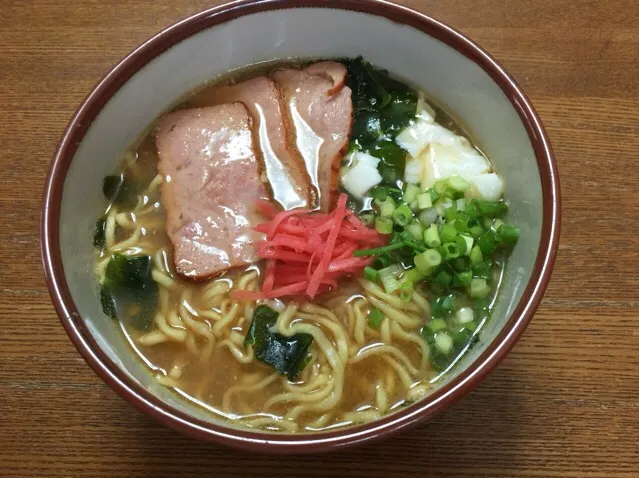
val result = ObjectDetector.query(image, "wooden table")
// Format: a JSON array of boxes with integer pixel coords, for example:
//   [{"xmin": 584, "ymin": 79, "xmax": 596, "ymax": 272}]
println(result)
[{"xmin": 1, "ymin": 1, "xmax": 637, "ymax": 476}]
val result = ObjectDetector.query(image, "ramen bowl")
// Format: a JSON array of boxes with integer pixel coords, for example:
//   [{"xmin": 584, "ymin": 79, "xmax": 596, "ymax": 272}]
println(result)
[{"xmin": 41, "ymin": 0, "xmax": 560, "ymax": 452}]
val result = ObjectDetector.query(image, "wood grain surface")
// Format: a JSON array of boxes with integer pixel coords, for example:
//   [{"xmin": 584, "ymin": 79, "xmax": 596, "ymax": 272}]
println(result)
[{"xmin": 1, "ymin": 1, "xmax": 638, "ymax": 476}]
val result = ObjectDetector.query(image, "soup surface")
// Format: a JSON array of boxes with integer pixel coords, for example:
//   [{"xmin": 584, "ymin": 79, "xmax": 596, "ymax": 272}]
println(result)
[{"xmin": 94, "ymin": 58, "xmax": 517, "ymax": 432}]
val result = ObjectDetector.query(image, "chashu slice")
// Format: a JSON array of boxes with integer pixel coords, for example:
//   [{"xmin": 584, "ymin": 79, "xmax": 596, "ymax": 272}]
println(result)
[
  {"xmin": 156, "ymin": 103, "xmax": 267, "ymax": 280},
  {"xmin": 191, "ymin": 76, "xmax": 314, "ymax": 210},
  {"xmin": 272, "ymin": 61, "xmax": 353, "ymax": 211}
]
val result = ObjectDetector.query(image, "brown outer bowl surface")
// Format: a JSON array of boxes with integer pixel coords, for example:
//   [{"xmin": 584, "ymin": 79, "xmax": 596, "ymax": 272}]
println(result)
[{"xmin": 40, "ymin": 0, "xmax": 561, "ymax": 453}]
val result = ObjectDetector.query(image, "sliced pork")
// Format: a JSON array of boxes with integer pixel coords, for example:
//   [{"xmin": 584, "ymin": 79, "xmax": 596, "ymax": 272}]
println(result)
[
  {"xmin": 192, "ymin": 76, "xmax": 314, "ymax": 210},
  {"xmin": 156, "ymin": 103, "xmax": 267, "ymax": 280},
  {"xmin": 272, "ymin": 61, "xmax": 353, "ymax": 211}
]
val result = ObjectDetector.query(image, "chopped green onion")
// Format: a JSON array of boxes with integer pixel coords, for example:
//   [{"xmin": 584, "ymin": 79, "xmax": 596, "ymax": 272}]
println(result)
[
  {"xmin": 427, "ymin": 318, "xmax": 448, "ymax": 332},
  {"xmin": 441, "ymin": 294, "xmax": 457, "ymax": 312},
  {"xmin": 363, "ymin": 266, "xmax": 379, "ymax": 282},
  {"xmin": 375, "ymin": 196, "xmax": 396, "ymax": 218},
  {"xmin": 450, "ymin": 257, "xmax": 468, "ymax": 272},
  {"xmin": 392, "ymin": 203, "xmax": 413, "ymax": 226},
  {"xmin": 447, "ymin": 175, "xmax": 470, "ymax": 192},
  {"xmin": 418, "ymin": 208, "xmax": 438, "ymax": 227},
  {"xmin": 459, "ymin": 234, "xmax": 475, "ymax": 255},
  {"xmin": 420, "ymin": 326, "xmax": 435, "ymax": 343},
  {"xmin": 403, "ymin": 267, "xmax": 426, "ymax": 284},
  {"xmin": 403, "ymin": 184, "xmax": 420, "ymax": 203},
  {"xmin": 435, "ymin": 199, "xmax": 453, "ymax": 217},
  {"xmin": 470, "ymin": 278, "xmax": 491, "ymax": 298},
  {"xmin": 380, "ymin": 274, "xmax": 400, "ymax": 294},
  {"xmin": 416, "ymin": 193, "xmax": 433, "ymax": 210},
  {"xmin": 451, "ymin": 326, "xmax": 474, "ymax": 348},
  {"xmin": 465, "ymin": 201, "xmax": 479, "ymax": 218},
  {"xmin": 399, "ymin": 280, "xmax": 414, "ymax": 302},
  {"xmin": 456, "ymin": 198, "xmax": 466, "ymax": 211},
  {"xmin": 370, "ymin": 186, "xmax": 390, "ymax": 201},
  {"xmin": 373, "ymin": 253, "xmax": 393, "ymax": 269},
  {"xmin": 424, "ymin": 224, "xmax": 441, "ymax": 248},
  {"xmin": 454, "ymin": 213, "xmax": 470, "ymax": 232},
  {"xmin": 409, "ymin": 200, "xmax": 419, "ymax": 212},
  {"xmin": 469, "ymin": 224, "xmax": 484, "ymax": 238},
  {"xmin": 427, "ymin": 187, "xmax": 440, "ymax": 203},
  {"xmin": 405, "ymin": 221, "xmax": 424, "ymax": 241},
  {"xmin": 456, "ymin": 306, "xmax": 474, "ymax": 324},
  {"xmin": 491, "ymin": 218, "xmax": 504, "ymax": 232},
  {"xmin": 472, "ymin": 260, "xmax": 493, "ymax": 279},
  {"xmin": 472, "ymin": 199, "xmax": 508, "ymax": 217},
  {"xmin": 375, "ymin": 217, "xmax": 394, "ymax": 235},
  {"xmin": 402, "ymin": 239, "xmax": 427, "ymax": 252},
  {"xmin": 456, "ymin": 269, "xmax": 473, "ymax": 288},
  {"xmin": 498, "ymin": 224, "xmax": 520, "ymax": 244},
  {"xmin": 434, "ymin": 180, "xmax": 448, "ymax": 194},
  {"xmin": 445, "ymin": 207, "xmax": 457, "ymax": 221},
  {"xmin": 434, "ymin": 331, "xmax": 454, "ymax": 354},
  {"xmin": 477, "ymin": 230, "xmax": 498, "ymax": 255},
  {"xmin": 367, "ymin": 307, "xmax": 385, "ymax": 329},
  {"xmin": 440, "ymin": 223, "xmax": 457, "ymax": 243},
  {"xmin": 433, "ymin": 269, "xmax": 453, "ymax": 287},
  {"xmin": 379, "ymin": 265, "xmax": 402, "ymax": 294},
  {"xmin": 354, "ymin": 241, "xmax": 405, "ymax": 257},
  {"xmin": 454, "ymin": 235, "xmax": 468, "ymax": 255},
  {"xmin": 469, "ymin": 244, "xmax": 484, "ymax": 266},
  {"xmin": 414, "ymin": 249, "xmax": 442, "ymax": 274},
  {"xmin": 443, "ymin": 242, "xmax": 461, "ymax": 259}
]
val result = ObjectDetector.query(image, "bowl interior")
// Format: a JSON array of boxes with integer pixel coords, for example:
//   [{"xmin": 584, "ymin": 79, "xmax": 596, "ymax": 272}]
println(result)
[{"xmin": 56, "ymin": 7, "xmax": 542, "ymax": 433}]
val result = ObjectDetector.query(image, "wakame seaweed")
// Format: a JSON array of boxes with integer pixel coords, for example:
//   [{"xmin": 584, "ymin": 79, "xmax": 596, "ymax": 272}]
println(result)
[
  {"xmin": 100, "ymin": 253, "xmax": 158, "ymax": 330},
  {"xmin": 245, "ymin": 305, "xmax": 314, "ymax": 380},
  {"xmin": 369, "ymin": 140, "xmax": 407, "ymax": 185},
  {"xmin": 343, "ymin": 57, "xmax": 417, "ymax": 186},
  {"xmin": 103, "ymin": 173, "xmax": 138, "ymax": 209},
  {"xmin": 93, "ymin": 216, "xmax": 106, "ymax": 249}
]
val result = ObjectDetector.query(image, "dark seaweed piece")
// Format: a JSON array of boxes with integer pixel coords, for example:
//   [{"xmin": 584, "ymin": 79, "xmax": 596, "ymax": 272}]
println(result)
[
  {"xmin": 245, "ymin": 305, "xmax": 279, "ymax": 348},
  {"xmin": 352, "ymin": 111, "xmax": 382, "ymax": 147},
  {"xmin": 368, "ymin": 140, "xmax": 407, "ymax": 185},
  {"xmin": 245, "ymin": 305, "xmax": 314, "ymax": 380},
  {"xmin": 344, "ymin": 57, "xmax": 381, "ymax": 115},
  {"xmin": 102, "ymin": 175, "xmax": 122, "ymax": 200},
  {"xmin": 100, "ymin": 253, "xmax": 158, "ymax": 331},
  {"xmin": 429, "ymin": 347, "xmax": 453, "ymax": 371},
  {"xmin": 381, "ymin": 90, "xmax": 418, "ymax": 137},
  {"xmin": 361, "ymin": 62, "xmax": 393, "ymax": 109},
  {"xmin": 342, "ymin": 57, "xmax": 416, "ymax": 185},
  {"xmin": 93, "ymin": 217, "xmax": 106, "ymax": 249},
  {"xmin": 100, "ymin": 284, "xmax": 117, "ymax": 319},
  {"xmin": 451, "ymin": 327, "xmax": 474, "ymax": 348},
  {"xmin": 430, "ymin": 293, "xmax": 458, "ymax": 320},
  {"xmin": 103, "ymin": 174, "xmax": 138, "ymax": 209},
  {"xmin": 344, "ymin": 57, "xmax": 417, "ymax": 134},
  {"xmin": 369, "ymin": 140, "xmax": 407, "ymax": 166}
]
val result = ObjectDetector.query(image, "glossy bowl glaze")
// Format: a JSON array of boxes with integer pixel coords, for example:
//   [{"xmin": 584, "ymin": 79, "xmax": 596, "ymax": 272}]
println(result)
[{"xmin": 41, "ymin": 0, "xmax": 560, "ymax": 453}]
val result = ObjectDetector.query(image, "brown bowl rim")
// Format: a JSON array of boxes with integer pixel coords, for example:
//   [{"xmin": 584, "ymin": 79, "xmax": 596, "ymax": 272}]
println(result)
[{"xmin": 40, "ymin": 0, "xmax": 561, "ymax": 453}]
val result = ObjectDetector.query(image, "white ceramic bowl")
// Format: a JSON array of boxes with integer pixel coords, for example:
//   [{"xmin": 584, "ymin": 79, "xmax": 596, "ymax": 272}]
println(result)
[{"xmin": 42, "ymin": 0, "xmax": 560, "ymax": 452}]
